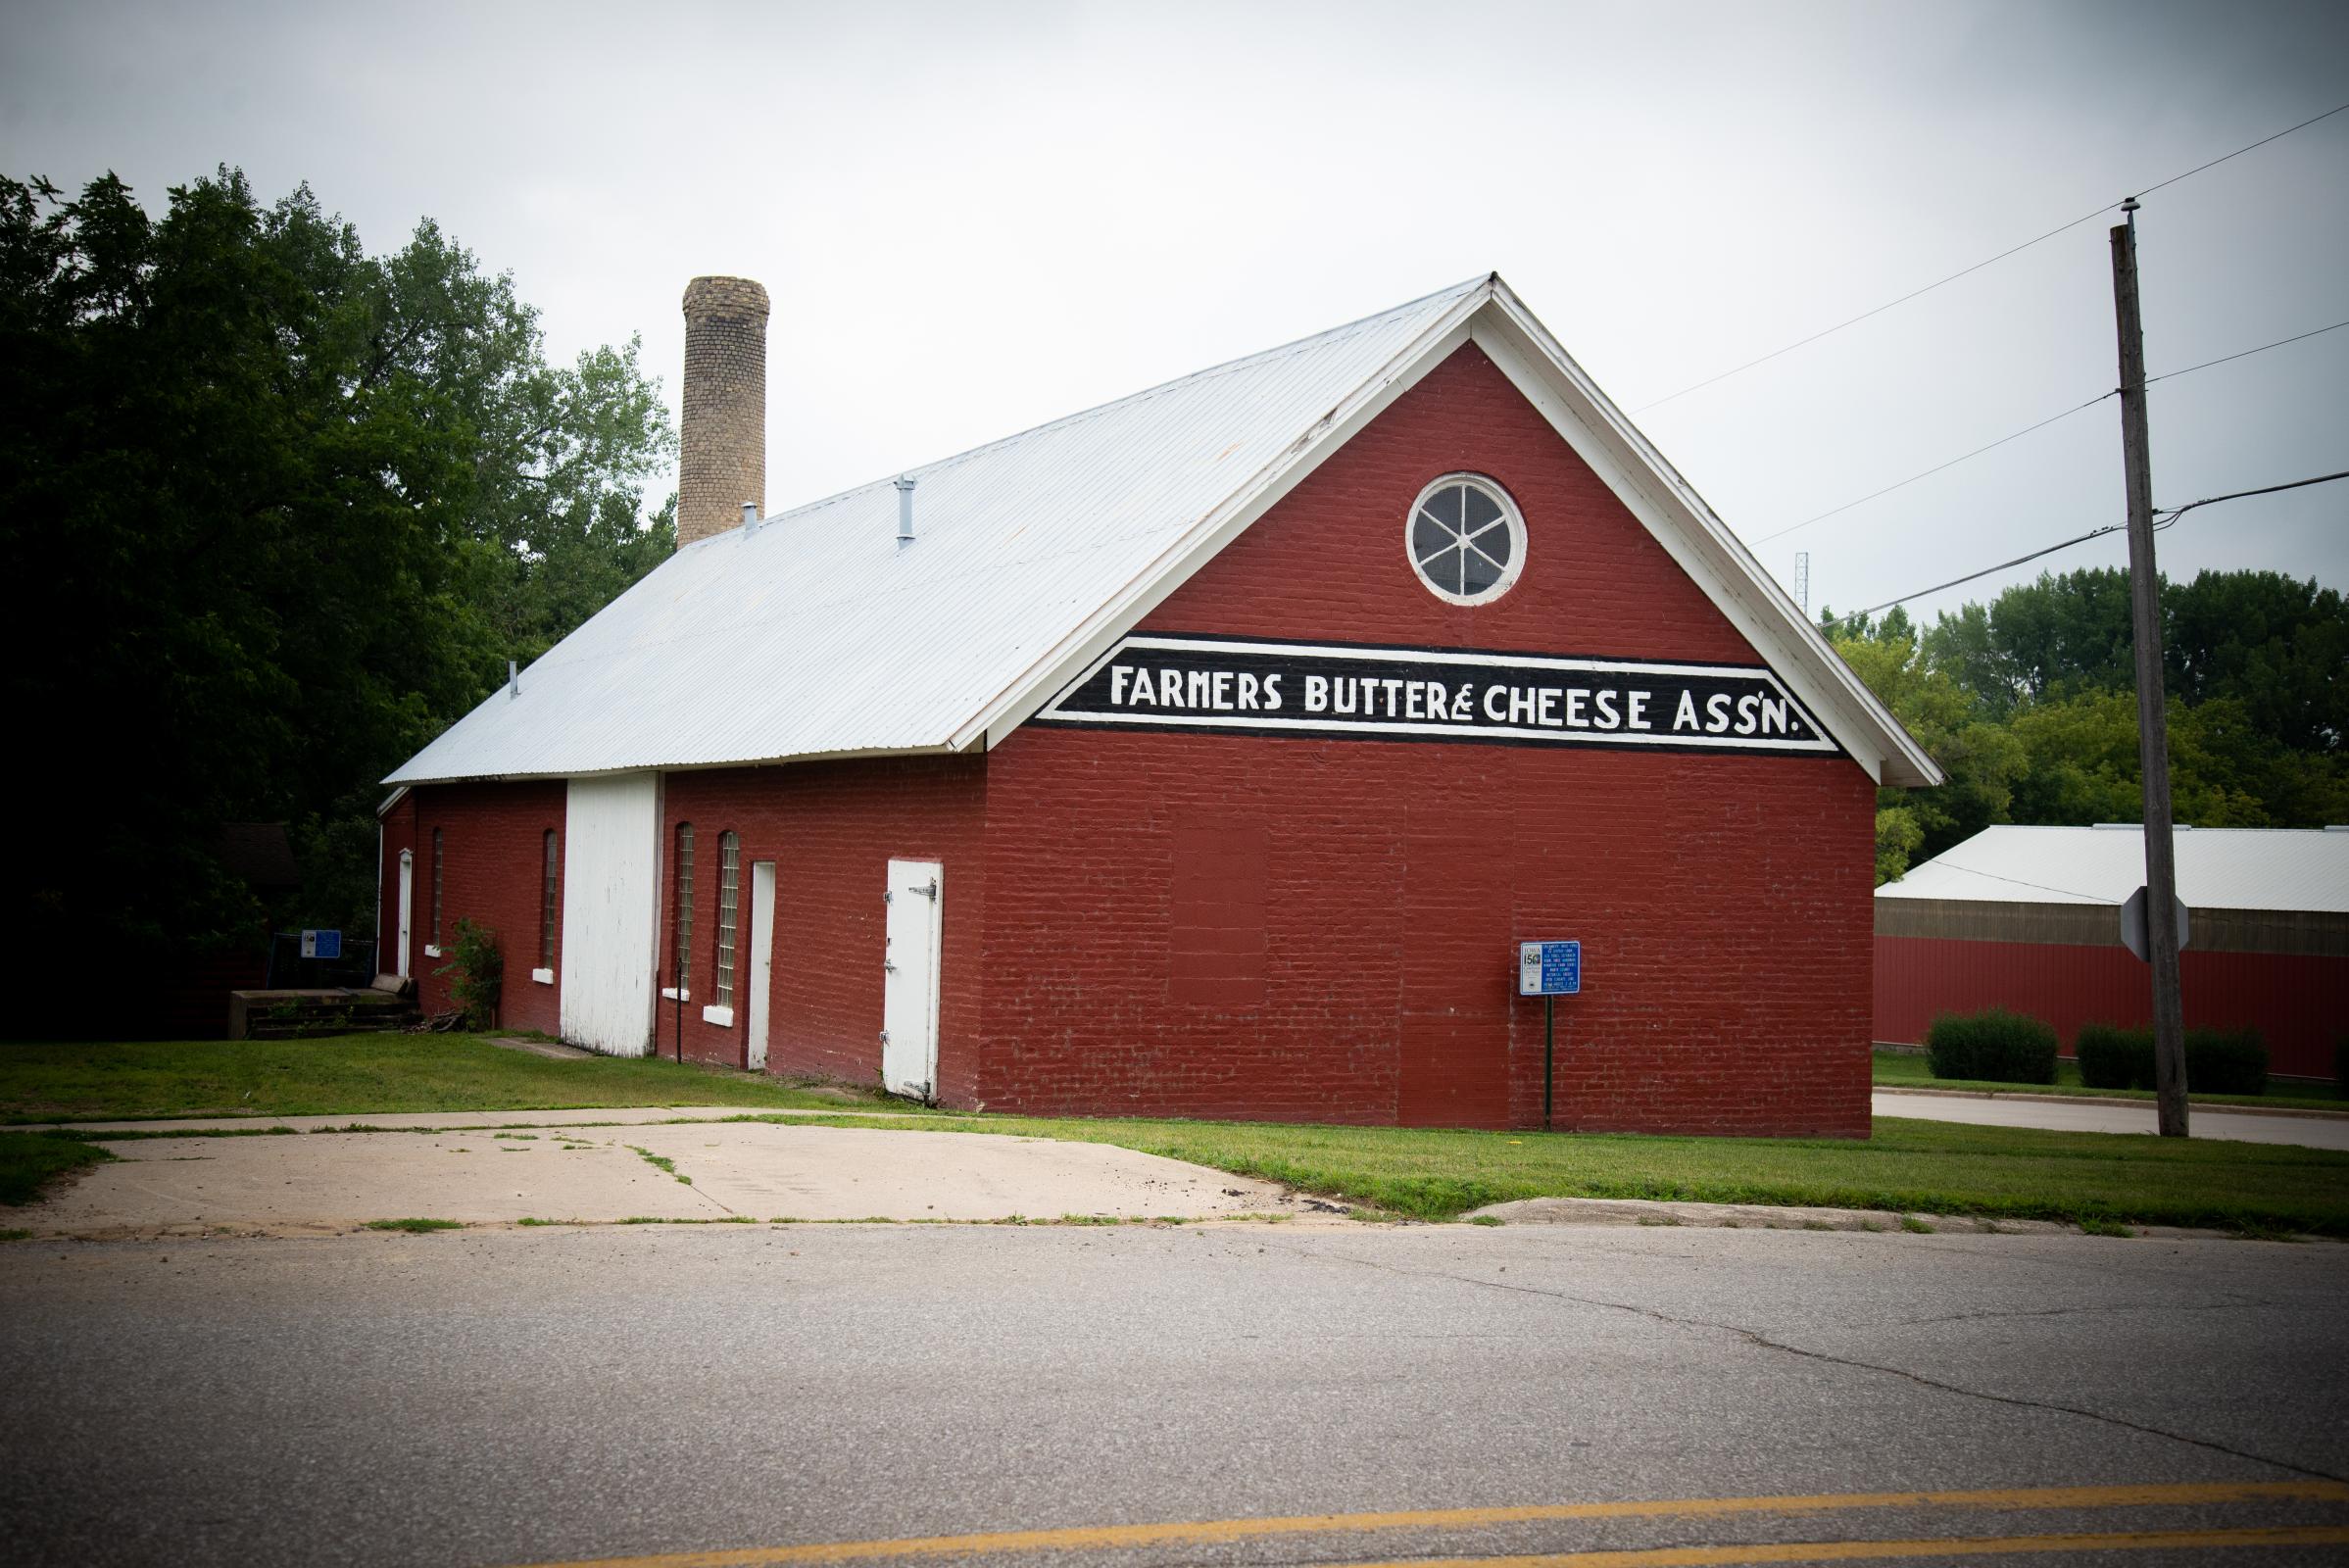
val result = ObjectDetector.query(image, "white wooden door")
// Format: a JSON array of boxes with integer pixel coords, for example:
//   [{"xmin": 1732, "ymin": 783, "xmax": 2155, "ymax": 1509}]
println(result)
[
  {"xmin": 396, "ymin": 851, "xmax": 414, "ymax": 978},
  {"xmin": 558, "ymin": 772, "xmax": 661, "ymax": 1057},
  {"xmin": 881, "ymin": 858, "xmax": 942, "ymax": 1100},
  {"xmin": 747, "ymin": 861, "xmax": 776, "ymax": 1072}
]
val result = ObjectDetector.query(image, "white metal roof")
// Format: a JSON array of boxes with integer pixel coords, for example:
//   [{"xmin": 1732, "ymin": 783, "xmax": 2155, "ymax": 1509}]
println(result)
[
  {"xmin": 388, "ymin": 273, "xmax": 1937, "ymax": 790},
  {"xmin": 1877, "ymin": 825, "xmax": 2349, "ymax": 912}
]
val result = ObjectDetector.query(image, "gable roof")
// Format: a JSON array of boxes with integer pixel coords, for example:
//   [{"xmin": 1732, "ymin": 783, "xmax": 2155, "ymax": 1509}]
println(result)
[
  {"xmin": 387, "ymin": 274, "xmax": 1938, "ymax": 790},
  {"xmin": 1877, "ymin": 825, "xmax": 2349, "ymax": 913}
]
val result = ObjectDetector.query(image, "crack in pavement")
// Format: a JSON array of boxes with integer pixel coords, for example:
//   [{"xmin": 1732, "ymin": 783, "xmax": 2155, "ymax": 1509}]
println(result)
[
  {"xmin": 1270, "ymin": 1238, "xmax": 2347, "ymax": 1485},
  {"xmin": 1886, "ymin": 1298, "xmax": 2285, "ymax": 1330}
]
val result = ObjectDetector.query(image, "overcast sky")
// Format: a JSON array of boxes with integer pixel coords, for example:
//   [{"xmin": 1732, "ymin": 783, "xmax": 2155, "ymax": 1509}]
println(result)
[{"xmin": 6, "ymin": 0, "xmax": 2344, "ymax": 623}]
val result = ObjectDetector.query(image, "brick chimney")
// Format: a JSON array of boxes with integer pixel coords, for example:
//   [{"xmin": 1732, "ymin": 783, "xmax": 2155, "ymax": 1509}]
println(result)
[{"xmin": 677, "ymin": 275, "xmax": 769, "ymax": 549}]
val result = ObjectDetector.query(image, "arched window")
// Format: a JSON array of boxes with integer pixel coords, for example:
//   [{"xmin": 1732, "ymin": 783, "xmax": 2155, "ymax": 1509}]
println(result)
[
  {"xmin": 431, "ymin": 828, "xmax": 444, "ymax": 948},
  {"xmin": 540, "ymin": 829, "xmax": 560, "ymax": 971},
  {"xmin": 714, "ymin": 831, "xmax": 741, "ymax": 1009},
  {"xmin": 672, "ymin": 822, "xmax": 696, "ymax": 991}
]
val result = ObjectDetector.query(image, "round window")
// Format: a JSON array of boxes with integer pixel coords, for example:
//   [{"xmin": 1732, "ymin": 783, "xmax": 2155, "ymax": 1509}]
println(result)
[{"xmin": 1406, "ymin": 473, "xmax": 1526, "ymax": 606}]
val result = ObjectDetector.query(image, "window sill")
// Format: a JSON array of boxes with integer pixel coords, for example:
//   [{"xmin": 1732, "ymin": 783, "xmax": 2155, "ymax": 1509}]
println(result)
[
  {"xmin": 422, "ymin": 945, "xmax": 443, "ymax": 959},
  {"xmin": 661, "ymin": 987, "xmax": 692, "ymax": 1002},
  {"xmin": 700, "ymin": 1004, "xmax": 734, "ymax": 1027},
  {"xmin": 530, "ymin": 967, "xmax": 555, "ymax": 986}
]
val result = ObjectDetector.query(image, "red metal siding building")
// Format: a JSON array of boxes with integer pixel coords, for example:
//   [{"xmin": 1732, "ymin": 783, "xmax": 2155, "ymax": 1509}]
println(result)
[
  {"xmin": 380, "ymin": 275, "xmax": 1935, "ymax": 1135},
  {"xmin": 1873, "ymin": 826, "xmax": 2348, "ymax": 1080}
]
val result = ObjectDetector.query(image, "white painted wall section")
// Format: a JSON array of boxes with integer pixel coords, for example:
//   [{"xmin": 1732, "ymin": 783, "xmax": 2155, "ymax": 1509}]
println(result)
[{"xmin": 560, "ymin": 771, "xmax": 661, "ymax": 1056}]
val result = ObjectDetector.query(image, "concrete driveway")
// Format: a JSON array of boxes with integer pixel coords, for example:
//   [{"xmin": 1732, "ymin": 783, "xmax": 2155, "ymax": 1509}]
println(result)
[
  {"xmin": 23, "ymin": 1120, "xmax": 1297, "ymax": 1237},
  {"xmin": 1876, "ymin": 1089, "xmax": 2349, "ymax": 1151}
]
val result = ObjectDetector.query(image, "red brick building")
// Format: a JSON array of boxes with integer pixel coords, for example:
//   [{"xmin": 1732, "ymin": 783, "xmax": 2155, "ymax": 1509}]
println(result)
[{"xmin": 380, "ymin": 274, "xmax": 1935, "ymax": 1134}]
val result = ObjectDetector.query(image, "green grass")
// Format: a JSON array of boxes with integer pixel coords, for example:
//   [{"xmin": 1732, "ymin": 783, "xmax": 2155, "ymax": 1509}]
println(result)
[
  {"xmin": 626, "ymin": 1145, "xmax": 690, "ymax": 1184},
  {"xmin": 363, "ymin": 1217, "xmax": 465, "ymax": 1233},
  {"xmin": 1873, "ymin": 1049, "xmax": 2347, "ymax": 1111},
  {"xmin": 0, "ymin": 1035, "xmax": 926, "ymax": 1124},
  {"xmin": 753, "ymin": 1109, "xmax": 2349, "ymax": 1237},
  {"xmin": 0, "ymin": 1132, "xmax": 117, "ymax": 1205}
]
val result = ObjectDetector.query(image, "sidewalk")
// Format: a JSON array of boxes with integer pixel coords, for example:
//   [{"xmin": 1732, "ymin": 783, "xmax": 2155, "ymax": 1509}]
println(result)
[
  {"xmin": 1874, "ymin": 1090, "xmax": 2349, "ymax": 1152},
  {"xmin": 14, "ymin": 1115, "xmax": 1300, "ymax": 1238}
]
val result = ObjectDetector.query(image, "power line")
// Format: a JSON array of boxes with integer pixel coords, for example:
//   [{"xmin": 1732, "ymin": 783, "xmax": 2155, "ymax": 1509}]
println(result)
[
  {"xmin": 1629, "ymin": 210, "xmax": 2116, "ymax": 415},
  {"xmin": 2146, "ymin": 318, "xmax": 2348, "ymax": 384},
  {"xmin": 1751, "ymin": 391, "xmax": 2113, "ymax": 546},
  {"xmin": 1932, "ymin": 859, "xmax": 2119, "ymax": 905},
  {"xmin": 2157, "ymin": 467, "xmax": 2349, "ymax": 526},
  {"xmin": 1753, "ymin": 313, "xmax": 2349, "ymax": 547},
  {"xmin": 2131, "ymin": 103, "xmax": 2349, "ymax": 198},
  {"xmin": 1630, "ymin": 100, "xmax": 2349, "ymax": 415},
  {"xmin": 1836, "ymin": 521, "xmax": 2129, "ymax": 620},
  {"xmin": 1829, "ymin": 467, "xmax": 2349, "ymax": 621}
]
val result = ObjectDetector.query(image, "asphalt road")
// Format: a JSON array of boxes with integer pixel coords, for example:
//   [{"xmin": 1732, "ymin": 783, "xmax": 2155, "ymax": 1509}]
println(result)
[{"xmin": 3, "ymin": 1223, "xmax": 2346, "ymax": 1568}]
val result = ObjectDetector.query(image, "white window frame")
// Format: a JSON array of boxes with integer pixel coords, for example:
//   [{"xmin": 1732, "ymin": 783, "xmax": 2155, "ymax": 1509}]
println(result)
[
  {"xmin": 1405, "ymin": 472, "xmax": 1527, "ymax": 607},
  {"xmin": 713, "ymin": 831, "xmax": 741, "ymax": 1011},
  {"xmin": 539, "ymin": 829, "xmax": 560, "ymax": 971}
]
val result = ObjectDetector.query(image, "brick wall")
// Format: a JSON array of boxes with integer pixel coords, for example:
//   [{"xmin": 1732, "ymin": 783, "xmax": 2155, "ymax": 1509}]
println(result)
[
  {"xmin": 386, "ymin": 782, "xmax": 567, "ymax": 1036},
  {"xmin": 656, "ymin": 758, "xmax": 987, "ymax": 1094},
  {"xmin": 970, "ymin": 344, "xmax": 1878, "ymax": 1134}
]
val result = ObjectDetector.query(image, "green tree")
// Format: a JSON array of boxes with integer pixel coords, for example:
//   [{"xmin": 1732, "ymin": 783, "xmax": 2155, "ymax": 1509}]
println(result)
[
  {"xmin": 1919, "ymin": 566, "xmax": 2349, "ymax": 747},
  {"xmin": 2008, "ymin": 691, "xmax": 2343, "ymax": 830},
  {"xmin": 1977, "ymin": 567, "xmax": 2138, "ymax": 704},
  {"xmin": 1827, "ymin": 610, "xmax": 2025, "ymax": 882},
  {"xmin": 2165, "ymin": 569, "xmax": 2347, "ymax": 754},
  {"xmin": 1835, "ymin": 566, "xmax": 2349, "ymax": 878},
  {"xmin": 0, "ymin": 170, "xmax": 672, "ymax": 1031}
]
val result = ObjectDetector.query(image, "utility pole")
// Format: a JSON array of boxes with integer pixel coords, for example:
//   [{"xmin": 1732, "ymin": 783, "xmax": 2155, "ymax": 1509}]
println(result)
[{"xmin": 2110, "ymin": 199, "xmax": 2189, "ymax": 1138}]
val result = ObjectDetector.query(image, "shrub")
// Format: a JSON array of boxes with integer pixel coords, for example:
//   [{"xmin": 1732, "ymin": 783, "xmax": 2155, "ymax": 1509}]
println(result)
[
  {"xmin": 435, "ymin": 917, "xmax": 503, "ymax": 1030},
  {"xmin": 2186, "ymin": 1028, "xmax": 2268, "ymax": 1097},
  {"xmin": 1925, "ymin": 1008, "xmax": 2059, "ymax": 1085},
  {"xmin": 2075, "ymin": 1023, "xmax": 2152, "ymax": 1090},
  {"xmin": 2069, "ymin": 1023, "xmax": 2270, "ymax": 1096}
]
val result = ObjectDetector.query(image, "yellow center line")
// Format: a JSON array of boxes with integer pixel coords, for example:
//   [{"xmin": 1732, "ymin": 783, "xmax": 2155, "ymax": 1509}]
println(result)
[
  {"xmin": 513, "ymin": 1480, "xmax": 2349, "ymax": 1568},
  {"xmin": 1328, "ymin": 1525, "xmax": 2349, "ymax": 1566}
]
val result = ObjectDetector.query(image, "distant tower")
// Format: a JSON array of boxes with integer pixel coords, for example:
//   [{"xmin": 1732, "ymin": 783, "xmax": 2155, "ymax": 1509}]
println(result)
[
  {"xmin": 1793, "ymin": 551, "xmax": 1811, "ymax": 616},
  {"xmin": 677, "ymin": 275, "xmax": 769, "ymax": 549}
]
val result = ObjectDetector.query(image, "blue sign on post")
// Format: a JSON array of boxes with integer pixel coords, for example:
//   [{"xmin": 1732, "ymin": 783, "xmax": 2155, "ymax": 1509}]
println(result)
[
  {"xmin": 301, "ymin": 929, "xmax": 343, "ymax": 961},
  {"xmin": 1518, "ymin": 940, "xmax": 1581, "ymax": 997}
]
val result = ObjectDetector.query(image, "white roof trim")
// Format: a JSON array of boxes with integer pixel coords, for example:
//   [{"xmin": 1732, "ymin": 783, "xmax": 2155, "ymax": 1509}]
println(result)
[
  {"xmin": 384, "ymin": 743, "xmax": 967, "ymax": 789},
  {"xmin": 977, "ymin": 275, "xmax": 1939, "ymax": 787},
  {"xmin": 959, "ymin": 306, "xmax": 1488, "ymax": 750},
  {"xmin": 1472, "ymin": 283, "xmax": 1939, "ymax": 788}
]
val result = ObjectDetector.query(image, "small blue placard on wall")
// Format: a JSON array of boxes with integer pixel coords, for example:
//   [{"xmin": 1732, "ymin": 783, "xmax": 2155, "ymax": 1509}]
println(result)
[
  {"xmin": 1518, "ymin": 940, "xmax": 1581, "ymax": 997},
  {"xmin": 301, "ymin": 929, "xmax": 342, "ymax": 960}
]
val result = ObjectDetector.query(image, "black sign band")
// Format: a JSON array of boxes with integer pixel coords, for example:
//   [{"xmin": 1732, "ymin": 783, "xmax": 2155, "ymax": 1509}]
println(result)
[{"xmin": 1034, "ymin": 633, "xmax": 1839, "ymax": 757}]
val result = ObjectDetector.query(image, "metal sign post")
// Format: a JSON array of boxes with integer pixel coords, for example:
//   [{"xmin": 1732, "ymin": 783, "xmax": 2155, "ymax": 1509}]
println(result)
[{"xmin": 1518, "ymin": 941, "xmax": 1582, "ymax": 1129}]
